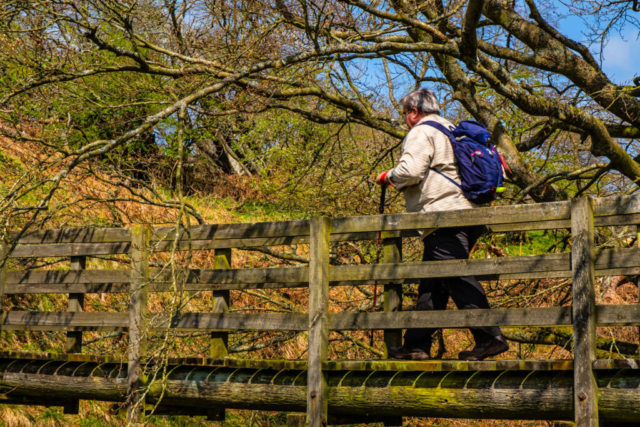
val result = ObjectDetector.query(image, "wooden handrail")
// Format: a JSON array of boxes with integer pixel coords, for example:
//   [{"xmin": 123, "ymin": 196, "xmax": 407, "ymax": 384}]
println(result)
[
  {"xmin": 2, "ymin": 304, "xmax": 638, "ymax": 332},
  {"xmin": 5, "ymin": 247, "xmax": 640, "ymax": 294},
  {"xmin": 6, "ymin": 194, "xmax": 640, "ymax": 425},
  {"xmin": 5, "ymin": 194, "xmax": 640, "ymax": 250}
]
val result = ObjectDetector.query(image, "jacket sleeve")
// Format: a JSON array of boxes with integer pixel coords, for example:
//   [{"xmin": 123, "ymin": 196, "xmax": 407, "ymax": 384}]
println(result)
[{"xmin": 388, "ymin": 128, "xmax": 434, "ymax": 191}]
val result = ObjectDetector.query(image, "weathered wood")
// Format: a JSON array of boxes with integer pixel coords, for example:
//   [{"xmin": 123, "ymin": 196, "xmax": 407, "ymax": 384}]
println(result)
[
  {"xmin": 128, "ymin": 225, "xmax": 150, "ymax": 424},
  {"xmin": 332, "ymin": 252, "xmax": 570, "ymax": 282},
  {"xmin": 3, "ymin": 194, "xmax": 640, "ymax": 262},
  {"xmin": 6, "ymin": 283, "xmax": 130, "ymax": 294},
  {"xmin": 596, "ymin": 304, "xmax": 640, "ymax": 326},
  {"xmin": 0, "ymin": 304, "xmax": 635, "ymax": 331},
  {"xmin": 331, "ymin": 200, "xmax": 572, "ymax": 234},
  {"xmin": 382, "ymin": 232, "xmax": 403, "ymax": 359},
  {"xmin": 491, "ymin": 213, "xmax": 640, "ymax": 233},
  {"xmin": 330, "ymin": 306, "xmax": 573, "ymax": 330},
  {"xmin": 308, "ymin": 217, "xmax": 330, "ymax": 427},
  {"xmin": 1, "ymin": 364, "xmax": 640, "ymax": 422},
  {"xmin": 571, "ymin": 197, "xmax": 598, "ymax": 427},
  {"xmin": 8, "ymin": 242, "xmax": 131, "ymax": 258},
  {"xmin": 10, "ymin": 213, "xmax": 640, "ymax": 258},
  {"xmin": 151, "ymin": 265, "xmax": 308, "ymax": 285},
  {"xmin": 593, "ymin": 194, "xmax": 640, "ymax": 216},
  {"xmin": 1, "ymin": 311, "xmax": 128, "ymax": 330},
  {"xmin": 6, "ymin": 269, "xmax": 130, "ymax": 285},
  {"xmin": 330, "ymin": 304, "xmax": 640, "ymax": 330},
  {"xmin": 65, "ymin": 256, "xmax": 86, "ymax": 354},
  {"xmin": 6, "ymin": 244, "xmax": 640, "ymax": 293},
  {"xmin": 153, "ymin": 220, "xmax": 310, "ymax": 242},
  {"xmin": 11, "ymin": 227, "xmax": 130, "ymax": 245},
  {"xmin": 0, "ymin": 242, "xmax": 8, "ymax": 330},
  {"xmin": 211, "ymin": 248, "xmax": 231, "ymax": 360},
  {"xmin": 7, "ymin": 244, "xmax": 640, "ymax": 294},
  {"xmin": 0, "ymin": 311, "xmax": 305, "ymax": 331},
  {"xmin": 4, "ymin": 194, "xmax": 639, "ymax": 247},
  {"xmin": 156, "ymin": 312, "xmax": 309, "ymax": 331}
]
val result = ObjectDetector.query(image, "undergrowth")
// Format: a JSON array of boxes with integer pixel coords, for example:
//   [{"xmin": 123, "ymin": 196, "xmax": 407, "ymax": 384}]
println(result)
[{"xmin": 0, "ymin": 144, "xmax": 637, "ymax": 426}]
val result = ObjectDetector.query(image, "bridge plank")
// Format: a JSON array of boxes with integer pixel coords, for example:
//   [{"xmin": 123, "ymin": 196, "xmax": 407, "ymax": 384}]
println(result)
[
  {"xmin": 330, "ymin": 307, "xmax": 573, "ymax": 330},
  {"xmin": 1, "ymin": 305, "xmax": 635, "ymax": 331},
  {"xmin": 5, "ymin": 269, "xmax": 130, "ymax": 285},
  {"xmin": 6, "ymin": 195, "xmax": 640, "ymax": 250},
  {"xmin": 11, "ymin": 211, "xmax": 640, "ymax": 251},
  {"xmin": 10, "ymin": 227, "xmax": 130, "ymax": 244},
  {"xmin": 153, "ymin": 220, "xmax": 310, "ymax": 242},
  {"xmin": 155, "ymin": 312, "xmax": 309, "ymax": 331},
  {"xmin": 8, "ymin": 211, "xmax": 640, "ymax": 258},
  {"xmin": 571, "ymin": 197, "xmax": 598, "ymax": 426},
  {"xmin": 9, "ymin": 242, "xmax": 131, "ymax": 258},
  {"xmin": 5, "ymin": 247, "xmax": 640, "ymax": 294},
  {"xmin": 331, "ymin": 201, "xmax": 572, "ymax": 234},
  {"xmin": 1, "ymin": 311, "xmax": 128, "ymax": 330}
]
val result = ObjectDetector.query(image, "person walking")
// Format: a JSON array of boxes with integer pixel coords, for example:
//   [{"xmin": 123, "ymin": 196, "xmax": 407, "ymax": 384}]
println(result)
[{"xmin": 375, "ymin": 88, "xmax": 509, "ymax": 361}]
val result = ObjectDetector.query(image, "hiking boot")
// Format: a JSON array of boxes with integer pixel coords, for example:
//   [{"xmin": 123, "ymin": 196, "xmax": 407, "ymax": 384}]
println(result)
[
  {"xmin": 388, "ymin": 346, "xmax": 430, "ymax": 360},
  {"xmin": 458, "ymin": 335, "xmax": 509, "ymax": 361}
]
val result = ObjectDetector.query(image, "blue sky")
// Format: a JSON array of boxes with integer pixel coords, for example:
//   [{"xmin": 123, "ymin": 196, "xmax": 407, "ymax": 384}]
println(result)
[
  {"xmin": 361, "ymin": 4, "xmax": 639, "ymax": 104},
  {"xmin": 557, "ymin": 9, "xmax": 639, "ymax": 84}
]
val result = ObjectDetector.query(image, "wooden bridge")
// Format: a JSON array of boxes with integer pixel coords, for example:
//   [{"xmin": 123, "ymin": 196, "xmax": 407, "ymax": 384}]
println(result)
[{"xmin": 1, "ymin": 195, "xmax": 640, "ymax": 426}]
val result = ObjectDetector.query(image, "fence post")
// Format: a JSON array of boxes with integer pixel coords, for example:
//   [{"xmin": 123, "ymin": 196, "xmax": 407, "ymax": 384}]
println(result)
[
  {"xmin": 571, "ymin": 196, "xmax": 598, "ymax": 427},
  {"xmin": 211, "ymin": 248, "xmax": 231, "ymax": 359},
  {"xmin": 63, "ymin": 255, "xmax": 86, "ymax": 415},
  {"xmin": 637, "ymin": 224, "xmax": 640, "ymax": 357},
  {"xmin": 308, "ymin": 217, "xmax": 331, "ymax": 427},
  {"xmin": 66, "ymin": 256, "xmax": 86, "ymax": 354},
  {"xmin": 208, "ymin": 247, "xmax": 231, "ymax": 421},
  {"xmin": 0, "ymin": 241, "xmax": 7, "ymax": 331},
  {"xmin": 382, "ymin": 232, "xmax": 403, "ymax": 427},
  {"xmin": 382, "ymin": 231, "xmax": 403, "ymax": 355},
  {"xmin": 128, "ymin": 225, "xmax": 150, "ymax": 424}
]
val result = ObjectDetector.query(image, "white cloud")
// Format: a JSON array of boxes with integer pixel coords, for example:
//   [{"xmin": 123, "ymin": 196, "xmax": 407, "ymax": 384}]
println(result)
[{"xmin": 602, "ymin": 32, "xmax": 640, "ymax": 84}]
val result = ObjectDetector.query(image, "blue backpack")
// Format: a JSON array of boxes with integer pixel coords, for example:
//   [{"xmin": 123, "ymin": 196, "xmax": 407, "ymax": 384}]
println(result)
[{"xmin": 419, "ymin": 120, "xmax": 506, "ymax": 205}]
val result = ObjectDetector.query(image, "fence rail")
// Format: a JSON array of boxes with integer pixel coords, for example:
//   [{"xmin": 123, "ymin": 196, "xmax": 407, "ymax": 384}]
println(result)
[{"xmin": 2, "ymin": 194, "xmax": 640, "ymax": 425}]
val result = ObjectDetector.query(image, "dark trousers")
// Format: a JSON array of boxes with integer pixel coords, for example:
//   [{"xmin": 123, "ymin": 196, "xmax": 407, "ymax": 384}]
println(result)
[{"xmin": 403, "ymin": 226, "xmax": 502, "ymax": 352}]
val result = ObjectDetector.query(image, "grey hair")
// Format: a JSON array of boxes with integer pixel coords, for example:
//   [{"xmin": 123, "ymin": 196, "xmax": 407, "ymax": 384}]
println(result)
[{"xmin": 399, "ymin": 88, "xmax": 440, "ymax": 116}]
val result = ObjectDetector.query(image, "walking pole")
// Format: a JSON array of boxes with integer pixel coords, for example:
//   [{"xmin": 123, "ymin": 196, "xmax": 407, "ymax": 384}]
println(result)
[{"xmin": 370, "ymin": 184, "xmax": 387, "ymax": 345}]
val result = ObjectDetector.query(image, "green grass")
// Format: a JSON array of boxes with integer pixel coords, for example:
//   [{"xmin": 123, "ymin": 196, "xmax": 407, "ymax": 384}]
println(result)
[
  {"xmin": 473, "ymin": 230, "xmax": 570, "ymax": 259},
  {"xmin": 0, "ymin": 149, "xmax": 24, "ymax": 171}
]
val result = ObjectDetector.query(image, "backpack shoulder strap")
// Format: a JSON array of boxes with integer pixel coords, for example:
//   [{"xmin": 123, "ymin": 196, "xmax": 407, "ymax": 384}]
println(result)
[
  {"xmin": 415, "ymin": 121, "xmax": 461, "ymax": 189},
  {"xmin": 417, "ymin": 121, "xmax": 456, "ymax": 143}
]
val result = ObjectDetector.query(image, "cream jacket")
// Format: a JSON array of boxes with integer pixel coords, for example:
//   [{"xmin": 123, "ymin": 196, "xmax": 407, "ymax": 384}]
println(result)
[{"xmin": 388, "ymin": 114, "xmax": 476, "ymax": 215}]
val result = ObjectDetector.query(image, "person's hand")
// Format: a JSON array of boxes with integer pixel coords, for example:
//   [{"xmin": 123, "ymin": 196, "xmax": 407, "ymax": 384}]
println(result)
[{"xmin": 375, "ymin": 171, "xmax": 390, "ymax": 186}]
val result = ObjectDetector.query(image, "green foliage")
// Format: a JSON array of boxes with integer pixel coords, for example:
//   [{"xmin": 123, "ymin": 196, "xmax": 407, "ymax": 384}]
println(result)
[
  {"xmin": 0, "ymin": 150, "xmax": 24, "ymax": 171},
  {"xmin": 35, "ymin": 408, "xmax": 67, "ymax": 427}
]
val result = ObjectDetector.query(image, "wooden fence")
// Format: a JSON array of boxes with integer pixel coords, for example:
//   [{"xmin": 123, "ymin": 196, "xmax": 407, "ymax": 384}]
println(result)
[{"xmin": 2, "ymin": 195, "xmax": 640, "ymax": 426}]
